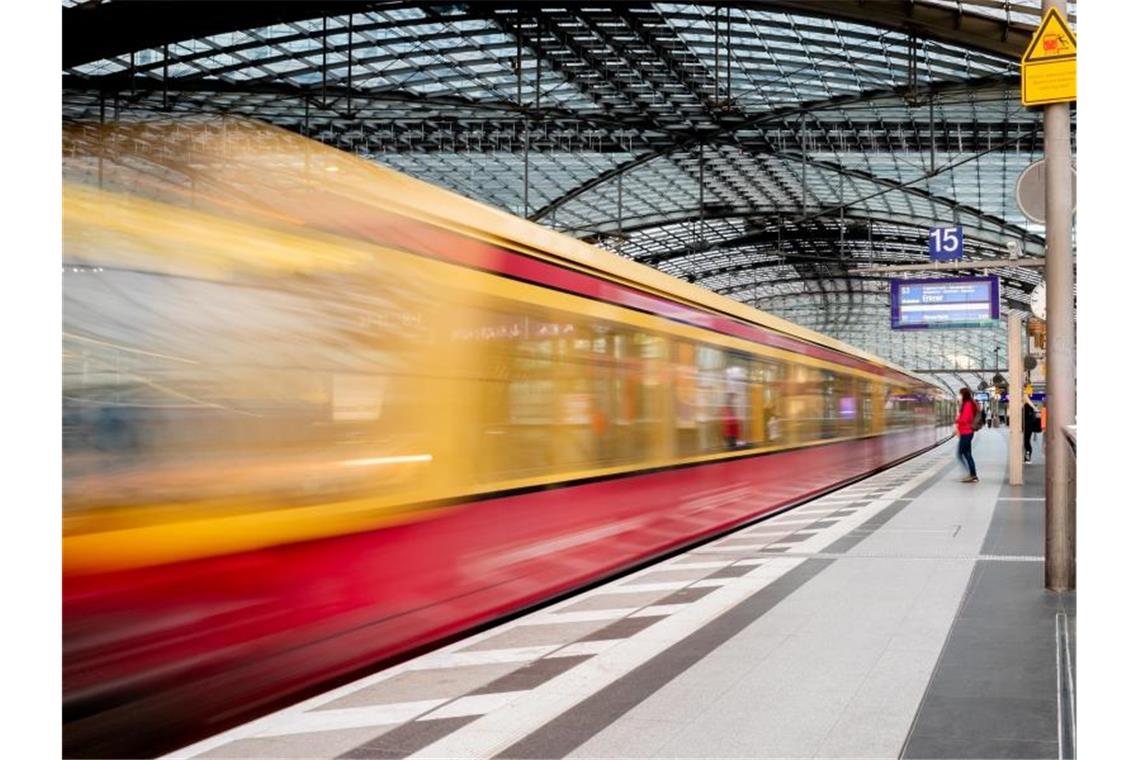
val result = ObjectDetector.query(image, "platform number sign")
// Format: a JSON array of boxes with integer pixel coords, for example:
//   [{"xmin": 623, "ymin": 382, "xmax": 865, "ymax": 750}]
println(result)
[{"xmin": 928, "ymin": 226, "xmax": 964, "ymax": 261}]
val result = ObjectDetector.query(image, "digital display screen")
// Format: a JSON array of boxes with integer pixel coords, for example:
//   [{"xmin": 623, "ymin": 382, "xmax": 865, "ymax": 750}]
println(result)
[{"xmin": 890, "ymin": 276, "xmax": 1000, "ymax": 330}]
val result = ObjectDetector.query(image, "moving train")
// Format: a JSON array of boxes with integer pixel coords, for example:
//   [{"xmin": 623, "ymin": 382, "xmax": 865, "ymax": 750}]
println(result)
[{"xmin": 63, "ymin": 119, "xmax": 954, "ymax": 756}]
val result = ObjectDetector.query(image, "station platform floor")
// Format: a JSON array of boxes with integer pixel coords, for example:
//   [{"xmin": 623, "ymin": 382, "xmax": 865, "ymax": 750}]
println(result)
[{"xmin": 167, "ymin": 430, "xmax": 1075, "ymax": 760}]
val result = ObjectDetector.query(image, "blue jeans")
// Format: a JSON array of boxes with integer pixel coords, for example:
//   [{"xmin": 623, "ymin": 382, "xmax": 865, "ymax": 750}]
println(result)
[{"xmin": 957, "ymin": 432, "xmax": 977, "ymax": 477}]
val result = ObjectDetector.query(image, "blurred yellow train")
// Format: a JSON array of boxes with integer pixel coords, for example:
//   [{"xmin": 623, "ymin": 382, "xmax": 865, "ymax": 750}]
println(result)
[{"xmin": 62, "ymin": 119, "xmax": 954, "ymax": 757}]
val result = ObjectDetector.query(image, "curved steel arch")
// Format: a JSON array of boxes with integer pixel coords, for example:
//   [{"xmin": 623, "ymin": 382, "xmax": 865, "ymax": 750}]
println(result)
[{"xmin": 62, "ymin": 0, "xmax": 1044, "ymax": 70}]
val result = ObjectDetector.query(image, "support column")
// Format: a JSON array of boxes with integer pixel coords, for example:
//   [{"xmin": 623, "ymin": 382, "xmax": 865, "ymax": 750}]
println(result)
[
  {"xmin": 1009, "ymin": 312, "xmax": 1024, "ymax": 486},
  {"xmin": 1042, "ymin": 0, "xmax": 1076, "ymax": 591}
]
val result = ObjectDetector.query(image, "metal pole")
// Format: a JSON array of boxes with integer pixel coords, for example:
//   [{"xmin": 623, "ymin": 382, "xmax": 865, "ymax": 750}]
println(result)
[
  {"xmin": 518, "ymin": 13, "xmax": 528, "ymax": 217},
  {"xmin": 726, "ymin": 6, "xmax": 732, "ymax": 106},
  {"xmin": 800, "ymin": 113, "xmax": 807, "ymax": 217},
  {"xmin": 698, "ymin": 142, "xmax": 705, "ymax": 250},
  {"xmin": 347, "ymin": 14, "xmax": 353, "ymax": 117},
  {"xmin": 1009, "ymin": 312, "xmax": 1024, "ymax": 486},
  {"xmin": 1042, "ymin": 0, "xmax": 1076, "ymax": 591},
  {"xmin": 929, "ymin": 94, "xmax": 936, "ymax": 174},
  {"xmin": 617, "ymin": 168, "xmax": 623, "ymax": 256}
]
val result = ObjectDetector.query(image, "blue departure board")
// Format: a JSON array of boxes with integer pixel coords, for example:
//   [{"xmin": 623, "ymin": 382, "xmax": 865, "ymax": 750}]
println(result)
[{"xmin": 890, "ymin": 276, "xmax": 1000, "ymax": 330}]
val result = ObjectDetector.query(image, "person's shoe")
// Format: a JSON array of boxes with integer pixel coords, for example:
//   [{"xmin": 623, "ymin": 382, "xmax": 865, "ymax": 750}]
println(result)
[{"xmin": 961, "ymin": 476, "xmax": 979, "ymax": 483}]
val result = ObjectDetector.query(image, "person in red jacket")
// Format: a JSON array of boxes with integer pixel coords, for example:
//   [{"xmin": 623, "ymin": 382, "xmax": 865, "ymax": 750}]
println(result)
[{"xmin": 955, "ymin": 387, "xmax": 979, "ymax": 482}]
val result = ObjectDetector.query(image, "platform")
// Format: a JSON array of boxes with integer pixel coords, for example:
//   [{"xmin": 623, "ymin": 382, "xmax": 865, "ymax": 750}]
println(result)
[{"xmin": 167, "ymin": 430, "xmax": 1075, "ymax": 760}]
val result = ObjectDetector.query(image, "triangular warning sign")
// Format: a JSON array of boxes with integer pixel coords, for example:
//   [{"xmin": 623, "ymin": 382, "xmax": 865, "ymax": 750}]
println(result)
[{"xmin": 1022, "ymin": 7, "xmax": 1077, "ymax": 63}]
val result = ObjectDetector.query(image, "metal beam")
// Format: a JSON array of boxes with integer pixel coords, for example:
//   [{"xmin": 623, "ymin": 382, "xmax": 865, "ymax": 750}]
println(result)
[
  {"xmin": 857, "ymin": 257, "xmax": 1046, "ymax": 273},
  {"xmin": 739, "ymin": 0, "xmax": 1037, "ymax": 61},
  {"xmin": 912, "ymin": 367, "xmax": 1009, "ymax": 374}
]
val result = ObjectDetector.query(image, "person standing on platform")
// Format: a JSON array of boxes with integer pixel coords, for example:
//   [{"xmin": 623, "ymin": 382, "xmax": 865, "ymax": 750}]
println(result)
[
  {"xmin": 955, "ymin": 387, "xmax": 980, "ymax": 483},
  {"xmin": 1023, "ymin": 397, "xmax": 1040, "ymax": 463}
]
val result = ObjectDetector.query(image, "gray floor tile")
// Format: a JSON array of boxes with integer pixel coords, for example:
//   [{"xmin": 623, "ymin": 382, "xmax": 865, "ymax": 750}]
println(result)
[
  {"xmin": 462, "ymin": 620, "xmax": 610, "ymax": 651},
  {"xmin": 905, "ymin": 732, "xmax": 1056, "ymax": 759},
  {"xmin": 909, "ymin": 694, "xmax": 1057, "ymax": 744},
  {"xmin": 471, "ymin": 655, "xmax": 593, "ymax": 694},
  {"xmin": 558, "ymin": 590, "xmax": 669, "ymax": 612},
  {"xmin": 338, "ymin": 716, "xmax": 476, "ymax": 759},
  {"xmin": 198, "ymin": 726, "xmax": 390, "ymax": 758},
  {"xmin": 578, "ymin": 615, "xmax": 667, "ymax": 642},
  {"xmin": 656, "ymin": 586, "xmax": 716, "ymax": 605},
  {"xmin": 622, "ymin": 567, "xmax": 716, "ymax": 584},
  {"xmin": 706, "ymin": 563, "xmax": 756, "ymax": 579},
  {"xmin": 316, "ymin": 663, "xmax": 521, "ymax": 709}
]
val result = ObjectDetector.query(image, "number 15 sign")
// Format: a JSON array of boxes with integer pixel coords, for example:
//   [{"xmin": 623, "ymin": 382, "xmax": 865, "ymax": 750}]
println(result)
[{"xmin": 928, "ymin": 226, "xmax": 963, "ymax": 261}]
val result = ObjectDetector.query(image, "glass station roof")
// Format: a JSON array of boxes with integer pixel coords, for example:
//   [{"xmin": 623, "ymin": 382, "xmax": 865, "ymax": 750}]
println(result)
[{"xmin": 62, "ymin": 0, "xmax": 1077, "ymax": 393}]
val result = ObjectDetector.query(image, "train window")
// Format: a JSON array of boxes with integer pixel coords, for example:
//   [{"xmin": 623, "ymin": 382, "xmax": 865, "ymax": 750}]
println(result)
[
  {"xmin": 781, "ymin": 363, "xmax": 823, "ymax": 444},
  {"xmin": 725, "ymin": 352, "xmax": 750, "ymax": 449},
  {"xmin": 634, "ymin": 333, "xmax": 671, "ymax": 462},
  {"xmin": 819, "ymin": 371, "xmax": 859, "ymax": 440},
  {"xmin": 673, "ymin": 340, "xmax": 701, "ymax": 457},
  {"xmin": 695, "ymin": 343, "xmax": 727, "ymax": 453},
  {"xmin": 858, "ymin": 380, "xmax": 873, "ymax": 435},
  {"xmin": 884, "ymin": 386, "xmax": 912, "ymax": 431},
  {"xmin": 829, "ymin": 373, "xmax": 857, "ymax": 439},
  {"xmin": 597, "ymin": 327, "xmax": 652, "ymax": 466}
]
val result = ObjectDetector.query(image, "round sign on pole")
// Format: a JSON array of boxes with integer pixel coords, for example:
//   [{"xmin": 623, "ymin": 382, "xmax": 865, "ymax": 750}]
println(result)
[{"xmin": 1016, "ymin": 159, "xmax": 1076, "ymax": 224}]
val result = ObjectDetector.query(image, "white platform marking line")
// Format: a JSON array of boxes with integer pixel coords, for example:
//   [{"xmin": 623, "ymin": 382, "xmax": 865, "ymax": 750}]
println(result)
[
  {"xmin": 424, "ymin": 691, "xmax": 530, "ymax": 720},
  {"xmin": 688, "ymin": 578, "xmax": 733, "ymax": 589},
  {"xmin": 541, "ymin": 608, "xmax": 639, "ymax": 623},
  {"xmin": 400, "ymin": 646, "xmax": 563, "ymax": 671},
  {"xmin": 607, "ymin": 580, "xmax": 691, "ymax": 593},
  {"xmin": 629, "ymin": 604, "xmax": 689, "ymax": 618},
  {"xmin": 1054, "ymin": 613, "xmax": 1064, "ymax": 760},
  {"xmin": 748, "ymin": 518, "xmax": 818, "ymax": 528},
  {"xmin": 555, "ymin": 639, "xmax": 621, "ymax": 657},
  {"xmin": 657, "ymin": 560, "xmax": 732, "ymax": 570},
  {"xmin": 252, "ymin": 699, "xmax": 449, "ymax": 738}
]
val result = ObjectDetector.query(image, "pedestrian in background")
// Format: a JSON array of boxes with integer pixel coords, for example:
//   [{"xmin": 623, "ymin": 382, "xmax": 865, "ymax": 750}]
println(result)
[
  {"xmin": 955, "ymin": 387, "xmax": 979, "ymax": 483},
  {"xmin": 1022, "ymin": 396, "xmax": 1040, "ymax": 463}
]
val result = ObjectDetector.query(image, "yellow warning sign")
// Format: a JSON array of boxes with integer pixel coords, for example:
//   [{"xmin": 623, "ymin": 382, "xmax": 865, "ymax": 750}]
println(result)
[{"xmin": 1021, "ymin": 7, "xmax": 1076, "ymax": 107}]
